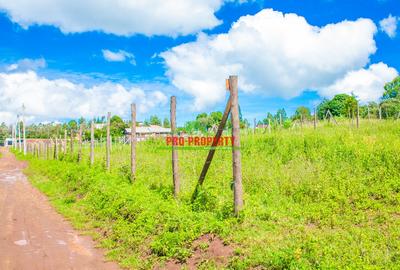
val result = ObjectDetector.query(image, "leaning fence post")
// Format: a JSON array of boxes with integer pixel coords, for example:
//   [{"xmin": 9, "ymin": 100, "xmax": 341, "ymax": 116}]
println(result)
[
  {"xmin": 106, "ymin": 112, "xmax": 111, "ymax": 171},
  {"xmin": 230, "ymin": 75, "xmax": 244, "ymax": 215},
  {"xmin": 131, "ymin": 103, "xmax": 136, "ymax": 181},
  {"xmin": 90, "ymin": 120, "xmax": 95, "ymax": 166},
  {"xmin": 170, "ymin": 96, "xmax": 180, "ymax": 197}
]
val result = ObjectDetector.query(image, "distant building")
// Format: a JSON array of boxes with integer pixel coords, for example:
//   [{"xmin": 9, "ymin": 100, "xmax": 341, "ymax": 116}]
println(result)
[
  {"xmin": 94, "ymin": 123, "xmax": 106, "ymax": 129},
  {"xmin": 125, "ymin": 125, "xmax": 171, "ymax": 142},
  {"xmin": 256, "ymin": 124, "xmax": 269, "ymax": 129}
]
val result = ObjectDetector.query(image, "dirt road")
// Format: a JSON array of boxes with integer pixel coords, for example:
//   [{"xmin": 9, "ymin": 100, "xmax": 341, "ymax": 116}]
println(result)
[{"xmin": 0, "ymin": 147, "xmax": 120, "ymax": 270}]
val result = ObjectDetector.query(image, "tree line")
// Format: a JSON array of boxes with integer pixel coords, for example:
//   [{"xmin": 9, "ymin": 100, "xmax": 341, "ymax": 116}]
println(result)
[{"xmin": 1, "ymin": 76, "xmax": 399, "ymax": 141}]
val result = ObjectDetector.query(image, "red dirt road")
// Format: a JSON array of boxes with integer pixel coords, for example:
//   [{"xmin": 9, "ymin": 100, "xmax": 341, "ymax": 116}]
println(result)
[{"xmin": 0, "ymin": 147, "xmax": 120, "ymax": 270}]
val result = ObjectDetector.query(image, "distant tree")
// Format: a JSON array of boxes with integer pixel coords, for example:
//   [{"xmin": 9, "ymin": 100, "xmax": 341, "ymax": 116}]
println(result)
[
  {"xmin": 110, "ymin": 115, "xmax": 127, "ymax": 137},
  {"xmin": 68, "ymin": 120, "xmax": 78, "ymax": 131},
  {"xmin": 163, "ymin": 117, "xmax": 170, "ymax": 128},
  {"xmin": 317, "ymin": 94, "xmax": 357, "ymax": 119},
  {"xmin": 209, "ymin": 111, "xmax": 223, "ymax": 126},
  {"xmin": 380, "ymin": 98, "xmax": 400, "ymax": 118},
  {"xmin": 275, "ymin": 108, "xmax": 287, "ymax": 122},
  {"xmin": 293, "ymin": 106, "xmax": 311, "ymax": 121},
  {"xmin": 149, "ymin": 115, "xmax": 161, "ymax": 126},
  {"xmin": 383, "ymin": 76, "xmax": 400, "ymax": 100}
]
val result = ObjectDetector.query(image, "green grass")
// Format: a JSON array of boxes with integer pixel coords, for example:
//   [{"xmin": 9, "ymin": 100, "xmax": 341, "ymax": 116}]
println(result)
[{"xmin": 16, "ymin": 120, "xmax": 400, "ymax": 269}]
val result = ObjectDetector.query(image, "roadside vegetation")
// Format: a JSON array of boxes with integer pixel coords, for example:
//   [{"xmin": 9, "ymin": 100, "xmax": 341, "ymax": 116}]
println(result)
[{"xmin": 16, "ymin": 119, "xmax": 400, "ymax": 269}]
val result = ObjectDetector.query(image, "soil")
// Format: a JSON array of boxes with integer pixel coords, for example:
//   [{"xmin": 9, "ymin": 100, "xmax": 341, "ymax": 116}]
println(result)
[
  {"xmin": 156, "ymin": 234, "xmax": 234, "ymax": 270},
  {"xmin": 0, "ymin": 147, "xmax": 120, "ymax": 270}
]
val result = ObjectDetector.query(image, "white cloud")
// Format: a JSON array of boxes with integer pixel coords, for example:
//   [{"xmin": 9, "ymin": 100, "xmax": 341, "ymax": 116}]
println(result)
[
  {"xmin": 379, "ymin": 14, "xmax": 398, "ymax": 38},
  {"xmin": 0, "ymin": 0, "xmax": 226, "ymax": 36},
  {"xmin": 320, "ymin": 63, "xmax": 398, "ymax": 102},
  {"xmin": 161, "ymin": 9, "xmax": 378, "ymax": 109},
  {"xmin": 4, "ymin": 58, "xmax": 46, "ymax": 72},
  {"xmin": 102, "ymin": 49, "xmax": 136, "ymax": 65},
  {"xmin": 0, "ymin": 70, "xmax": 167, "ymax": 124}
]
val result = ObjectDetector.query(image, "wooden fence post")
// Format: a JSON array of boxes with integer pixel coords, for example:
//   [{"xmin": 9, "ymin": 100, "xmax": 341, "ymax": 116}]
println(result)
[
  {"xmin": 22, "ymin": 118, "xmax": 26, "ymax": 155},
  {"xmin": 314, "ymin": 107, "xmax": 317, "ymax": 130},
  {"xmin": 64, "ymin": 130, "xmax": 67, "ymax": 155},
  {"xmin": 18, "ymin": 120, "xmax": 21, "ymax": 152},
  {"xmin": 356, "ymin": 103, "xmax": 360, "ymax": 129},
  {"xmin": 106, "ymin": 112, "xmax": 111, "ymax": 171},
  {"xmin": 70, "ymin": 129, "xmax": 74, "ymax": 156},
  {"xmin": 78, "ymin": 123, "xmax": 83, "ymax": 162},
  {"xmin": 253, "ymin": 118, "xmax": 256, "ymax": 134},
  {"xmin": 54, "ymin": 137, "xmax": 58, "ymax": 160},
  {"xmin": 230, "ymin": 75, "xmax": 244, "ymax": 215},
  {"xmin": 131, "ymin": 103, "xmax": 136, "ymax": 181},
  {"xmin": 170, "ymin": 96, "xmax": 180, "ymax": 197},
  {"xmin": 268, "ymin": 118, "xmax": 271, "ymax": 134},
  {"xmin": 90, "ymin": 120, "xmax": 95, "ymax": 166},
  {"xmin": 379, "ymin": 106, "xmax": 382, "ymax": 120}
]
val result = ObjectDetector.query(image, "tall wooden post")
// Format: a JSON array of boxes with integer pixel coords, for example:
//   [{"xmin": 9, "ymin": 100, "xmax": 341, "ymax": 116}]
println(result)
[
  {"xmin": 70, "ymin": 129, "xmax": 74, "ymax": 156},
  {"xmin": 356, "ymin": 103, "xmax": 360, "ymax": 129},
  {"xmin": 313, "ymin": 107, "xmax": 317, "ymax": 130},
  {"xmin": 64, "ymin": 130, "xmax": 67, "ymax": 155},
  {"xmin": 279, "ymin": 113, "xmax": 282, "ymax": 127},
  {"xmin": 131, "ymin": 104, "xmax": 136, "ymax": 181},
  {"xmin": 17, "ymin": 119, "xmax": 21, "ymax": 151},
  {"xmin": 379, "ymin": 106, "xmax": 382, "ymax": 120},
  {"xmin": 78, "ymin": 123, "xmax": 83, "ymax": 162},
  {"xmin": 106, "ymin": 112, "xmax": 111, "ymax": 171},
  {"xmin": 230, "ymin": 75, "xmax": 243, "ymax": 215},
  {"xmin": 253, "ymin": 118, "xmax": 256, "ymax": 134},
  {"xmin": 54, "ymin": 138, "xmax": 58, "ymax": 160},
  {"xmin": 268, "ymin": 118, "xmax": 271, "ymax": 134},
  {"xmin": 90, "ymin": 120, "xmax": 95, "ymax": 166},
  {"xmin": 22, "ymin": 118, "xmax": 26, "ymax": 155},
  {"xmin": 11, "ymin": 125, "xmax": 15, "ymax": 149},
  {"xmin": 170, "ymin": 96, "xmax": 180, "ymax": 197}
]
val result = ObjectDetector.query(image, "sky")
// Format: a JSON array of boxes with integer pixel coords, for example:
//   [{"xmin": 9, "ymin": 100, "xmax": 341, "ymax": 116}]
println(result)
[{"xmin": 0, "ymin": 0, "xmax": 399, "ymax": 126}]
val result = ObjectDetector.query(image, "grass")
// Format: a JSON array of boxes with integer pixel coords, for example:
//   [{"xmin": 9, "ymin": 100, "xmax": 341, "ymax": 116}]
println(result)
[{"xmin": 15, "ymin": 120, "xmax": 400, "ymax": 269}]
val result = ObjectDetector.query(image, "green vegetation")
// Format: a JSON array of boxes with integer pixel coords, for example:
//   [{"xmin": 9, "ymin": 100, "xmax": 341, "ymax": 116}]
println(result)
[{"xmin": 16, "ymin": 120, "xmax": 400, "ymax": 269}]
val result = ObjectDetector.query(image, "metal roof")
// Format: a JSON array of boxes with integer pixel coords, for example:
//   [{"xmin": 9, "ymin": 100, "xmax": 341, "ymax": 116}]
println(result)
[{"xmin": 125, "ymin": 125, "xmax": 171, "ymax": 134}]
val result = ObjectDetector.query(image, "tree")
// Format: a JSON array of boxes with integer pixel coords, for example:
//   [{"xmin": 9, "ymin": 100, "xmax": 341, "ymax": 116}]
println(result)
[
  {"xmin": 110, "ymin": 115, "xmax": 127, "ymax": 137},
  {"xmin": 380, "ymin": 98, "xmax": 400, "ymax": 118},
  {"xmin": 163, "ymin": 117, "xmax": 170, "ymax": 128},
  {"xmin": 293, "ymin": 106, "xmax": 311, "ymax": 121},
  {"xmin": 383, "ymin": 76, "xmax": 400, "ymax": 100},
  {"xmin": 149, "ymin": 115, "xmax": 161, "ymax": 126},
  {"xmin": 317, "ymin": 94, "xmax": 357, "ymax": 119}
]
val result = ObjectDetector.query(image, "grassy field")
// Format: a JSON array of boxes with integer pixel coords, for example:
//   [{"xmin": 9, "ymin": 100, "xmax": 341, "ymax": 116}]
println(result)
[{"xmin": 16, "ymin": 120, "xmax": 400, "ymax": 269}]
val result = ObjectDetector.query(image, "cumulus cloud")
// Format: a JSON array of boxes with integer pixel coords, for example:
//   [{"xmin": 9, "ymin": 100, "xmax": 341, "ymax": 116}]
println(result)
[
  {"xmin": 320, "ymin": 63, "xmax": 398, "ymax": 102},
  {"xmin": 102, "ymin": 49, "xmax": 136, "ymax": 65},
  {"xmin": 162, "ymin": 9, "xmax": 379, "ymax": 109},
  {"xmin": 0, "ymin": 70, "xmax": 167, "ymax": 124},
  {"xmin": 0, "ymin": 0, "xmax": 227, "ymax": 36},
  {"xmin": 379, "ymin": 14, "xmax": 399, "ymax": 38}
]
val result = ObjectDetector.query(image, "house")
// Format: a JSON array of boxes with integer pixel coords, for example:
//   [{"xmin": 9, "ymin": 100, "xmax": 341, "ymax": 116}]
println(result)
[{"xmin": 125, "ymin": 125, "xmax": 171, "ymax": 142}]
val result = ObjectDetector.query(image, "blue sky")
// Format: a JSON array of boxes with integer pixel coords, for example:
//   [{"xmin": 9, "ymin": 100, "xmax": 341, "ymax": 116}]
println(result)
[{"xmin": 0, "ymin": 0, "xmax": 399, "ymax": 126}]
